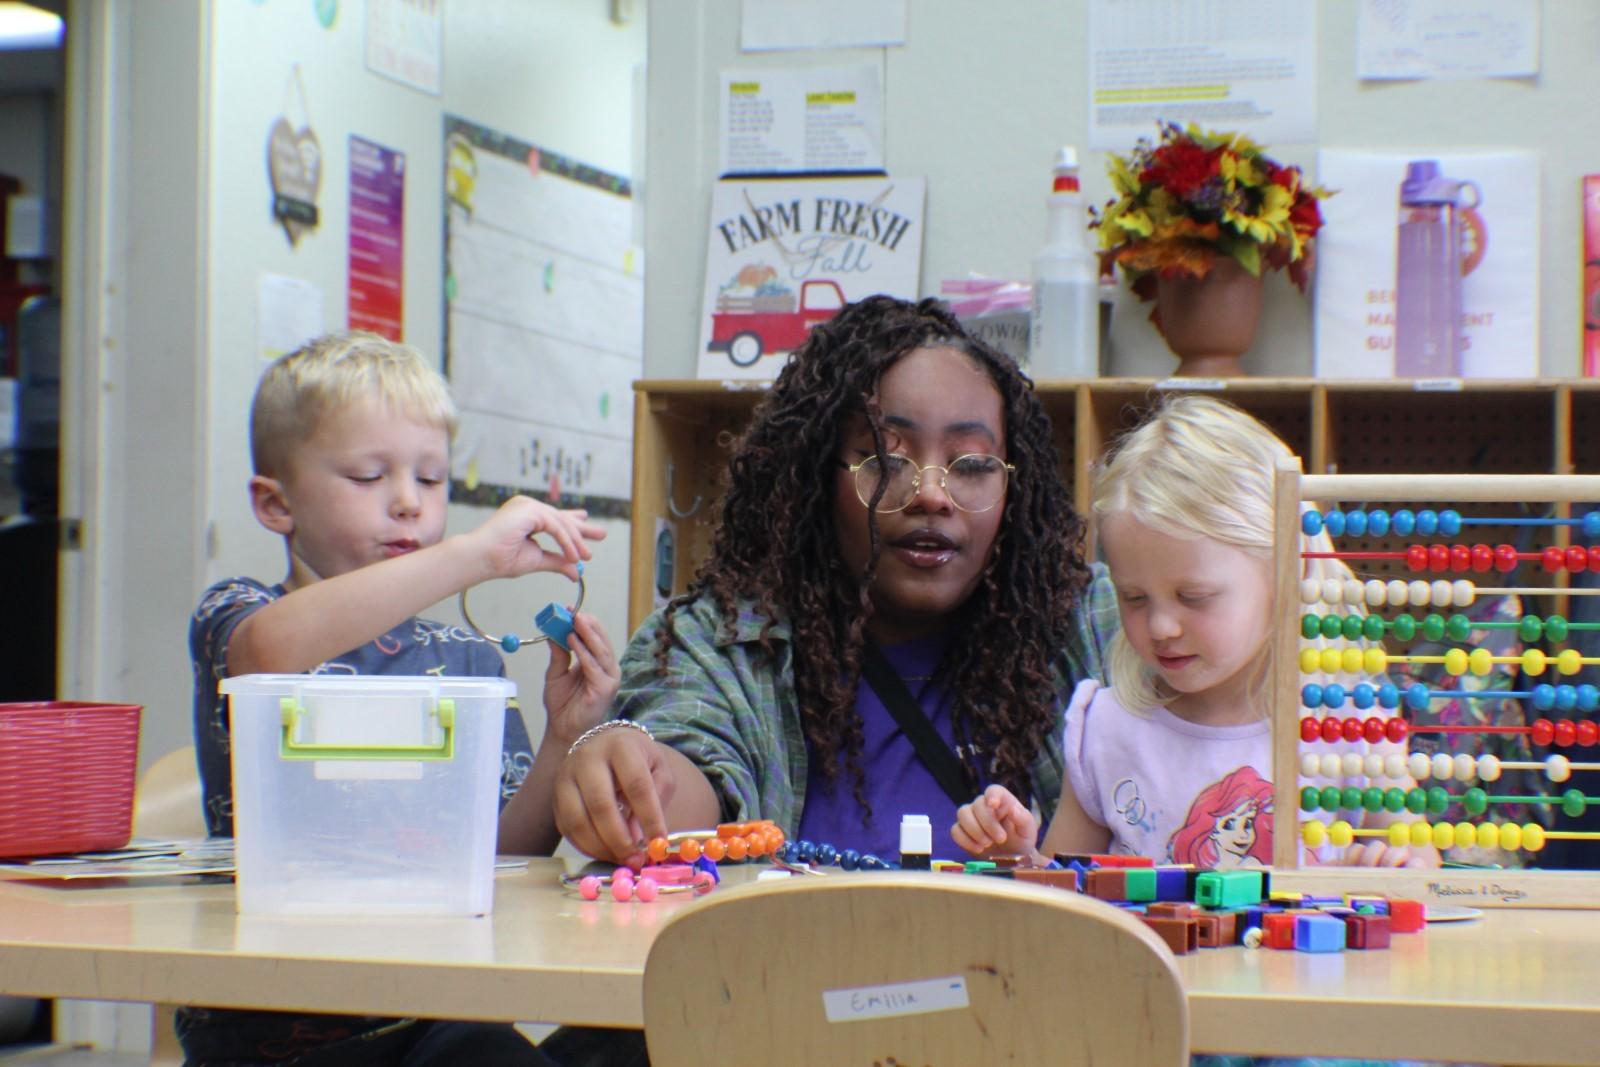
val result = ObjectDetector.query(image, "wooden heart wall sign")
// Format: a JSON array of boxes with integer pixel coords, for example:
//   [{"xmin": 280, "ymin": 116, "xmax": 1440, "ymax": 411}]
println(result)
[{"xmin": 268, "ymin": 116, "xmax": 322, "ymax": 246}]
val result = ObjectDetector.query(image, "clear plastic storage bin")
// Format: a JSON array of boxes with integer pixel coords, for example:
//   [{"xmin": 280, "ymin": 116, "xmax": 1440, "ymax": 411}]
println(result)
[{"xmin": 222, "ymin": 674, "xmax": 513, "ymax": 916}]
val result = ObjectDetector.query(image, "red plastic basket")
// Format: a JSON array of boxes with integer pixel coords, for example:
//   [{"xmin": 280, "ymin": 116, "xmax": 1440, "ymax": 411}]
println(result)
[{"xmin": 0, "ymin": 702, "xmax": 142, "ymax": 858}]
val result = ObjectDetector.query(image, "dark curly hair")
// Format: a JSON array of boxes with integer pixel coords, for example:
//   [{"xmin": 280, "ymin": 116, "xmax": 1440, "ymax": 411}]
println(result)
[{"xmin": 654, "ymin": 295, "xmax": 1091, "ymax": 815}]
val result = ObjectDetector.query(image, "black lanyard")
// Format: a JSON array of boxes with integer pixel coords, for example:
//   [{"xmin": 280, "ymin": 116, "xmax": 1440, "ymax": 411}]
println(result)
[{"xmin": 857, "ymin": 640, "xmax": 971, "ymax": 805}]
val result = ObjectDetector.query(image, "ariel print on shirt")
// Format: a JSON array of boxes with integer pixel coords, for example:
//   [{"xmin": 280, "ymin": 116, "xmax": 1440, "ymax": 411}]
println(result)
[{"xmin": 1168, "ymin": 766, "xmax": 1274, "ymax": 869}]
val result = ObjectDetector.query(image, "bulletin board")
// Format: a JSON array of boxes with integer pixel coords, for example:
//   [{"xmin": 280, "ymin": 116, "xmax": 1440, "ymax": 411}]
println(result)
[{"xmin": 442, "ymin": 115, "xmax": 642, "ymax": 519}]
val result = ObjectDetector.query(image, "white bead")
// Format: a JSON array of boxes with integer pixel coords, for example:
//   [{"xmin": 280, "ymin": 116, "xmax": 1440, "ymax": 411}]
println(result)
[
  {"xmin": 1384, "ymin": 754, "xmax": 1409, "ymax": 780},
  {"xmin": 1477, "ymin": 754, "xmax": 1502, "ymax": 783},
  {"xmin": 1344, "ymin": 579, "xmax": 1365, "ymax": 605},
  {"xmin": 1364, "ymin": 754, "xmax": 1386, "ymax": 779},
  {"xmin": 1342, "ymin": 753, "xmax": 1365, "ymax": 778},
  {"xmin": 1545, "ymin": 754, "xmax": 1572, "ymax": 784},
  {"xmin": 1323, "ymin": 579, "xmax": 1344, "ymax": 605},
  {"xmin": 1431, "ymin": 753, "xmax": 1455, "ymax": 780},
  {"xmin": 1301, "ymin": 578, "xmax": 1322, "ymax": 605},
  {"xmin": 1365, "ymin": 579, "xmax": 1388, "ymax": 606},
  {"xmin": 1431, "ymin": 580, "xmax": 1454, "ymax": 607},
  {"xmin": 1453, "ymin": 579, "xmax": 1475, "ymax": 607},
  {"xmin": 1408, "ymin": 579, "xmax": 1432, "ymax": 605},
  {"xmin": 1453, "ymin": 753, "xmax": 1477, "ymax": 782},
  {"xmin": 1408, "ymin": 752, "xmax": 1432, "ymax": 780},
  {"xmin": 1301, "ymin": 753, "xmax": 1323, "ymax": 778},
  {"xmin": 1387, "ymin": 579, "xmax": 1410, "ymax": 606},
  {"xmin": 1321, "ymin": 753, "xmax": 1343, "ymax": 778}
]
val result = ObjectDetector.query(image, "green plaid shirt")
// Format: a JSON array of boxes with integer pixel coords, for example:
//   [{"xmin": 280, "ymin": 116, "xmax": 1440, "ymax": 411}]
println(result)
[{"xmin": 616, "ymin": 565, "xmax": 1120, "ymax": 831}]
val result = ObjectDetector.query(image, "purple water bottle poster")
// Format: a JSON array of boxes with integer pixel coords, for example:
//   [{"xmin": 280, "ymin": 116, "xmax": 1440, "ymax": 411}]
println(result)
[
  {"xmin": 1312, "ymin": 150, "xmax": 1538, "ymax": 379},
  {"xmin": 348, "ymin": 135, "xmax": 405, "ymax": 341}
]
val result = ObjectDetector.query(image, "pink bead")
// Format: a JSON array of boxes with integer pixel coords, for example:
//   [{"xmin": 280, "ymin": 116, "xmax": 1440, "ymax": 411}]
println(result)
[
  {"xmin": 693, "ymin": 871, "xmax": 716, "ymax": 894},
  {"xmin": 578, "ymin": 875, "xmax": 601, "ymax": 901},
  {"xmin": 634, "ymin": 876, "xmax": 659, "ymax": 902},
  {"xmin": 611, "ymin": 877, "xmax": 634, "ymax": 902}
]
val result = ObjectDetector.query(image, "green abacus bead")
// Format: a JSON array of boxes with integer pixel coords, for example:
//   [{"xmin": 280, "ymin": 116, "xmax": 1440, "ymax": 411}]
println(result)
[
  {"xmin": 1342, "ymin": 615, "xmax": 1364, "ymax": 641},
  {"xmin": 1363, "ymin": 614, "xmax": 1386, "ymax": 642},
  {"xmin": 1426, "ymin": 786, "xmax": 1451, "ymax": 816},
  {"xmin": 1300, "ymin": 786, "xmax": 1321, "ymax": 812},
  {"xmin": 1302, "ymin": 614, "xmax": 1322, "ymax": 639},
  {"xmin": 1445, "ymin": 614, "xmax": 1472, "ymax": 642},
  {"xmin": 1392, "ymin": 615, "xmax": 1417, "ymax": 641},
  {"xmin": 1321, "ymin": 615, "xmax": 1343, "ymax": 639},
  {"xmin": 1320, "ymin": 786, "xmax": 1343, "ymax": 813},
  {"xmin": 1383, "ymin": 787, "xmax": 1407, "ymax": 813},
  {"xmin": 1518, "ymin": 615, "xmax": 1543, "ymax": 643},
  {"xmin": 1361, "ymin": 786, "xmax": 1385, "ymax": 813},
  {"xmin": 1421, "ymin": 613, "xmax": 1446, "ymax": 641},
  {"xmin": 1404, "ymin": 788, "xmax": 1428, "ymax": 814},
  {"xmin": 1562, "ymin": 788, "xmax": 1586, "ymax": 818},
  {"xmin": 1546, "ymin": 615, "xmax": 1570, "ymax": 643},
  {"xmin": 1341, "ymin": 786, "xmax": 1364, "ymax": 810},
  {"xmin": 1462, "ymin": 787, "xmax": 1489, "ymax": 815}
]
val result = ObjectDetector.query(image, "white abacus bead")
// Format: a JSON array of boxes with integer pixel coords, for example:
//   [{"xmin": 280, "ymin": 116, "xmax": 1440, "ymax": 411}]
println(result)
[
  {"xmin": 1384, "ymin": 753, "xmax": 1409, "ymax": 780},
  {"xmin": 1477, "ymin": 754, "xmax": 1502, "ymax": 782},
  {"xmin": 1386, "ymin": 579, "xmax": 1410, "ymax": 606},
  {"xmin": 1453, "ymin": 579, "xmax": 1475, "ymax": 607},
  {"xmin": 1320, "ymin": 753, "xmax": 1343, "ymax": 778},
  {"xmin": 1453, "ymin": 753, "xmax": 1477, "ymax": 782},
  {"xmin": 1365, "ymin": 579, "xmax": 1388, "ymax": 607},
  {"xmin": 1301, "ymin": 578, "xmax": 1322, "ymax": 605},
  {"xmin": 1545, "ymin": 754, "xmax": 1572, "ymax": 783},
  {"xmin": 1301, "ymin": 753, "xmax": 1323, "ymax": 778},
  {"xmin": 1364, "ymin": 754, "xmax": 1387, "ymax": 779},
  {"xmin": 1408, "ymin": 752, "xmax": 1432, "ymax": 780},
  {"xmin": 1322, "ymin": 579, "xmax": 1344, "ymax": 605},
  {"xmin": 1342, "ymin": 753, "xmax": 1365, "ymax": 778},
  {"xmin": 1431, "ymin": 580, "xmax": 1454, "ymax": 607},
  {"xmin": 1431, "ymin": 752, "xmax": 1455, "ymax": 780},
  {"xmin": 1344, "ymin": 579, "xmax": 1365, "ymax": 605},
  {"xmin": 1408, "ymin": 579, "xmax": 1432, "ymax": 605}
]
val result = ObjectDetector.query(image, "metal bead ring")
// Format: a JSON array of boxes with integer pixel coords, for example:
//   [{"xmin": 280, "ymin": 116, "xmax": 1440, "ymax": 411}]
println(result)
[{"xmin": 458, "ymin": 564, "xmax": 586, "ymax": 654}]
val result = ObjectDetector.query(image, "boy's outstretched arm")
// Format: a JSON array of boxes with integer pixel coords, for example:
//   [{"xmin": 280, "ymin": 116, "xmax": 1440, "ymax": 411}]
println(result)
[{"xmin": 228, "ymin": 496, "xmax": 603, "ymax": 676}]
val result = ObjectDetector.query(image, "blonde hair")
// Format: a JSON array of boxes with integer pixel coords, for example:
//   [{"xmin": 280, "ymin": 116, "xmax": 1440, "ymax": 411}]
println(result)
[
  {"xmin": 250, "ymin": 331, "xmax": 457, "ymax": 476},
  {"xmin": 1093, "ymin": 394, "xmax": 1354, "ymax": 718}
]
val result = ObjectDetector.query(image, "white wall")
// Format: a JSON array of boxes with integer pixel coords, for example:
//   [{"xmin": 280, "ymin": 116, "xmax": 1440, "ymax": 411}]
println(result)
[{"xmin": 644, "ymin": 0, "xmax": 1598, "ymax": 379}]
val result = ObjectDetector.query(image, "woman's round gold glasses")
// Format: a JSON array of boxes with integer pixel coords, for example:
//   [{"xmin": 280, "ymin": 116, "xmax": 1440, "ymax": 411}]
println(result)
[{"xmin": 843, "ymin": 453, "xmax": 1014, "ymax": 514}]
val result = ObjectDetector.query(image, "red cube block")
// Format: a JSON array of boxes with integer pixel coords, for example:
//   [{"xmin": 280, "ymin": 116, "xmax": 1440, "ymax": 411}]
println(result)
[
  {"xmin": 1343, "ymin": 913, "xmax": 1392, "ymax": 949},
  {"xmin": 1388, "ymin": 898, "xmax": 1425, "ymax": 933}
]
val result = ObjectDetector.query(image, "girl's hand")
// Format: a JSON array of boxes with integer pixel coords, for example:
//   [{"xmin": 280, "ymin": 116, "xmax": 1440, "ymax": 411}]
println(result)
[
  {"xmin": 476, "ymin": 496, "xmax": 605, "ymax": 582},
  {"xmin": 553, "ymin": 726, "xmax": 676, "ymax": 864},
  {"xmin": 541, "ymin": 612, "xmax": 620, "ymax": 746},
  {"xmin": 1338, "ymin": 840, "xmax": 1438, "ymax": 868},
  {"xmin": 952, "ymin": 784, "xmax": 1041, "ymax": 860}
]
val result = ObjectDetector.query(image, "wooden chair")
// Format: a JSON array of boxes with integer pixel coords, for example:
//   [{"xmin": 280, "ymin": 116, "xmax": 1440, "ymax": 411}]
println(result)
[
  {"xmin": 642, "ymin": 870, "xmax": 1189, "ymax": 1067},
  {"xmin": 131, "ymin": 746, "xmax": 205, "ymax": 842}
]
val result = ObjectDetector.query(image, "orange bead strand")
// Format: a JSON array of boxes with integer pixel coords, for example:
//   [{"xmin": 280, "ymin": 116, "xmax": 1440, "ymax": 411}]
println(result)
[{"xmin": 645, "ymin": 820, "xmax": 782, "ymax": 865}]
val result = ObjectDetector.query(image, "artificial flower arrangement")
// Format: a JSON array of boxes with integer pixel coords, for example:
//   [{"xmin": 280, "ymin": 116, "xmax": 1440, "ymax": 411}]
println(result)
[{"xmin": 1091, "ymin": 122, "xmax": 1331, "ymax": 300}]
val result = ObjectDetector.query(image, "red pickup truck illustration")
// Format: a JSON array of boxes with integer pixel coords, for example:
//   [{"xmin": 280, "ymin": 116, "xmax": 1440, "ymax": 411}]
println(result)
[{"xmin": 706, "ymin": 278, "xmax": 847, "ymax": 367}]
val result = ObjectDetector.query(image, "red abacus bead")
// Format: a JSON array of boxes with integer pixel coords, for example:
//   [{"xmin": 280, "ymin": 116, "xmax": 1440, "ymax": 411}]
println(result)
[
  {"xmin": 1449, "ymin": 544, "xmax": 1472, "ymax": 571},
  {"xmin": 1542, "ymin": 547, "xmax": 1566, "ymax": 573},
  {"xmin": 1495, "ymin": 544, "xmax": 1519, "ymax": 572},
  {"xmin": 1364, "ymin": 717, "xmax": 1386, "ymax": 744},
  {"xmin": 1405, "ymin": 545, "xmax": 1429, "ymax": 571},
  {"xmin": 1301, "ymin": 717, "xmax": 1322, "ymax": 743},
  {"xmin": 1385, "ymin": 718, "xmax": 1408, "ymax": 743},
  {"xmin": 1342, "ymin": 717, "xmax": 1364, "ymax": 742},
  {"xmin": 1470, "ymin": 544, "xmax": 1494, "ymax": 572},
  {"xmin": 1321, "ymin": 717, "xmax": 1344, "ymax": 743},
  {"xmin": 1576, "ymin": 720, "xmax": 1598, "ymax": 747},
  {"xmin": 1568, "ymin": 546, "xmax": 1590, "ymax": 573},
  {"xmin": 1429, "ymin": 544, "xmax": 1451, "ymax": 572},
  {"xmin": 1530, "ymin": 719, "xmax": 1555, "ymax": 746},
  {"xmin": 1589, "ymin": 546, "xmax": 1600, "ymax": 571},
  {"xmin": 1554, "ymin": 720, "xmax": 1577, "ymax": 747}
]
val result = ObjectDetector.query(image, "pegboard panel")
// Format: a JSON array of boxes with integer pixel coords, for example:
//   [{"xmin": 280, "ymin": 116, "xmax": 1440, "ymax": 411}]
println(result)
[
  {"xmin": 1325, "ymin": 388, "xmax": 1556, "ymax": 476},
  {"xmin": 1032, "ymin": 385, "xmax": 1079, "ymax": 506},
  {"xmin": 1573, "ymin": 389, "xmax": 1600, "ymax": 477},
  {"xmin": 1086, "ymin": 382, "xmax": 1314, "ymax": 465}
]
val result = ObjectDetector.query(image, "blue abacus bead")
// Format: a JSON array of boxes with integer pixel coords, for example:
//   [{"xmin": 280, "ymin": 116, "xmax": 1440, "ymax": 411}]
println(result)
[
  {"xmin": 1301, "ymin": 511, "xmax": 1324, "ymax": 536},
  {"xmin": 1323, "ymin": 684, "xmax": 1347, "ymax": 710},
  {"xmin": 1352, "ymin": 684, "xmax": 1376, "ymax": 710},
  {"xmin": 1324, "ymin": 510, "xmax": 1346, "ymax": 537},
  {"xmin": 813, "ymin": 843, "xmax": 838, "ymax": 866},
  {"xmin": 1417, "ymin": 509, "xmax": 1438, "ymax": 536},
  {"xmin": 1578, "ymin": 685, "xmax": 1600, "ymax": 713},
  {"xmin": 1367, "ymin": 509, "xmax": 1390, "ymax": 537},
  {"xmin": 838, "ymin": 848, "xmax": 861, "ymax": 871},
  {"xmin": 792, "ymin": 839, "xmax": 816, "ymax": 864},
  {"xmin": 1301, "ymin": 683, "xmax": 1324, "ymax": 709},
  {"xmin": 1531, "ymin": 684, "xmax": 1556, "ymax": 711},
  {"xmin": 1439, "ymin": 510, "xmax": 1462, "ymax": 537},
  {"xmin": 500, "ymin": 634, "xmax": 521, "ymax": 653},
  {"xmin": 1583, "ymin": 512, "xmax": 1600, "ymax": 540},
  {"xmin": 1392, "ymin": 509, "xmax": 1416, "ymax": 536},
  {"xmin": 1405, "ymin": 683, "xmax": 1431, "ymax": 711},
  {"xmin": 1555, "ymin": 685, "xmax": 1578, "ymax": 713},
  {"xmin": 1377, "ymin": 683, "xmax": 1400, "ymax": 709},
  {"xmin": 1345, "ymin": 510, "xmax": 1368, "ymax": 537}
]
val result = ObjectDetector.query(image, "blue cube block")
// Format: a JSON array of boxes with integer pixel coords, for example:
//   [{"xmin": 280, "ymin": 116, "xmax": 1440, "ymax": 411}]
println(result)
[
  {"xmin": 1154, "ymin": 866, "xmax": 1189, "ymax": 901},
  {"xmin": 1294, "ymin": 914, "xmax": 1346, "ymax": 953},
  {"xmin": 535, "ymin": 602, "xmax": 575, "ymax": 650}
]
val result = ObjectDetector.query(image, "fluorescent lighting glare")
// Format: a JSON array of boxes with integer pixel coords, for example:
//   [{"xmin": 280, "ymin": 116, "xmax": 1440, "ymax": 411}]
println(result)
[{"xmin": 0, "ymin": 2, "xmax": 64, "ymax": 49}]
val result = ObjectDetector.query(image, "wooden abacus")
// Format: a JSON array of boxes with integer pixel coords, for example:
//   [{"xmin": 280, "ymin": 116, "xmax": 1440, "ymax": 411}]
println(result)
[{"xmin": 1271, "ymin": 461, "xmax": 1600, "ymax": 908}]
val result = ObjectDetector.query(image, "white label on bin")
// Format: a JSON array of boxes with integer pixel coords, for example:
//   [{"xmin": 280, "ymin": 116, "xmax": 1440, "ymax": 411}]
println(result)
[{"xmin": 821, "ymin": 976, "xmax": 969, "ymax": 1023}]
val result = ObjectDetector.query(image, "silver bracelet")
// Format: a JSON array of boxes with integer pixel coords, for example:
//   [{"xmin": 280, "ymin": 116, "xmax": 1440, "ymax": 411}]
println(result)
[{"xmin": 566, "ymin": 718, "xmax": 654, "ymax": 758}]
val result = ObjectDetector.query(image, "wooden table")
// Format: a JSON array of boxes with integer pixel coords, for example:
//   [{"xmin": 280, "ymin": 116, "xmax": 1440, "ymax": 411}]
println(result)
[{"xmin": 1, "ymin": 860, "xmax": 1596, "ymax": 1065}]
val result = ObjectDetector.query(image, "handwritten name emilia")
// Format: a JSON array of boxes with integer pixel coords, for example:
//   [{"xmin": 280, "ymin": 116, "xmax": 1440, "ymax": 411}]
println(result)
[{"xmin": 715, "ymin": 195, "xmax": 916, "ymax": 255}]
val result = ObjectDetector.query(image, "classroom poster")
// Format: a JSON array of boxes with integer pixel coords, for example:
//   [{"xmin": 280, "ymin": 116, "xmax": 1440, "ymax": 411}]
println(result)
[
  {"xmin": 696, "ymin": 176, "xmax": 925, "ymax": 380},
  {"xmin": 718, "ymin": 63, "xmax": 885, "ymax": 177},
  {"xmin": 365, "ymin": 0, "xmax": 443, "ymax": 95},
  {"xmin": 347, "ymin": 135, "xmax": 404, "ymax": 341},
  {"xmin": 443, "ymin": 116, "xmax": 643, "ymax": 518},
  {"xmin": 1357, "ymin": 0, "xmax": 1539, "ymax": 81}
]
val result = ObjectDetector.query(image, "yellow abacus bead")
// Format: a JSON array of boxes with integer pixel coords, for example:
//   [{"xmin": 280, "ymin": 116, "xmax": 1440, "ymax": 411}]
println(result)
[
  {"xmin": 1499, "ymin": 823, "xmax": 1523, "ymax": 851},
  {"xmin": 1522, "ymin": 823, "xmax": 1546, "ymax": 853},
  {"xmin": 1389, "ymin": 823, "xmax": 1411, "ymax": 848},
  {"xmin": 1520, "ymin": 649, "xmax": 1546, "ymax": 676},
  {"xmin": 1321, "ymin": 648, "xmax": 1343, "ymax": 674},
  {"xmin": 1341, "ymin": 647, "xmax": 1364, "ymax": 674},
  {"xmin": 1557, "ymin": 649, "xmax": 1584, "ymax": 676},
  {"xmin": 1363, "ymin": 648, "xmax": 1387, "ymax": 675},
  {"xmin": 1431, "ymin": 821, "xmax": 1455, "ymax": 850},
  {"xmin": 1329, "ymin": 820, "xmax": 1354, "ymax": 848},
  {"xmin": 1302, "ymin": 820, "xmax": 1327, "ymax": 848},
  {"xmin": 1443, "ymin": 649, "xmax": 1469, "ymax": 676},
  {"xmin": 1301, "ymin": 648, "xmax": 1323, "ymax": 673},
  {"xmin": 1468, "ymin": 648, "xmax": 1494, "ymax": 676},
  {"xmin": 1453, "ymin": 822, "xmax": 1477, "ymax": 849},
  {"xmin": 1409, "ymin": 821, "xmax": 1432, "ymax": 848},
  {"xmin": 1476, "ymin": 822, "xmax": 1500, "ymax": 850}
]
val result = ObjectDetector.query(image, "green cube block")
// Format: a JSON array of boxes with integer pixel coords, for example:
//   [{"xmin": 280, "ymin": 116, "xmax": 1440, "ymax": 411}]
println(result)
[
  {"xmin": 1195, "ymin": 870, "xmax": 1264, "ymax": 909},
  {"xmin": 1122, "ymin": 867, "xmax": 1157, "ymax": 902}
]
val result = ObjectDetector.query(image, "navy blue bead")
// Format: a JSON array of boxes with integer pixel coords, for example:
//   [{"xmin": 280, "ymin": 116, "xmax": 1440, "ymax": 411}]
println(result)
[
  {"xmin": 838, "ymin": 848, "xmax": 861, "ymax": 871},
  {"xmin": 814, "ymin": 843, "xmax": 838, "ymax": 866},
  {"xmin": 793, "ymin": 839, "xmax": 815, "ymax": 863}
]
